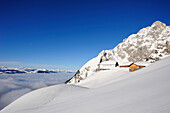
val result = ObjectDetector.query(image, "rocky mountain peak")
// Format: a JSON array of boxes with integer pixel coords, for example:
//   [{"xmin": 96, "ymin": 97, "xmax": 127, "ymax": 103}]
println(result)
[
  {"xmin": 113, "ymin": 21, "xmax": 169, "ymax": 63},
  {"xmin": 151, "ymin": 21, "xmax": 166, "ymax": 28}
]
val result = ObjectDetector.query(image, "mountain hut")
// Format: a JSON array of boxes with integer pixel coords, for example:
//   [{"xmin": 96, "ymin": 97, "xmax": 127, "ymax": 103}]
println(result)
[{"xmin": 120, "ymin": 63, "xmax": 145, "ymax": 72}]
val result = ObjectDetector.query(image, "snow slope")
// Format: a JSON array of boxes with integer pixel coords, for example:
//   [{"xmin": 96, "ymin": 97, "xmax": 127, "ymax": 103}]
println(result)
[{"xmin": 1, "ymin": 56, "xmax": 170, "ymax": 113}]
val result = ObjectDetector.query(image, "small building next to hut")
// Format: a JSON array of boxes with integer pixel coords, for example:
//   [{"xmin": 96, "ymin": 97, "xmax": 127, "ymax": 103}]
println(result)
[
  {"xmin": 98, "ymin": 61, "xmax": 119, "ymax": 70},
  {"xmin": 120, "ymin": 63, "xmax": 146, "ymax": 72}
]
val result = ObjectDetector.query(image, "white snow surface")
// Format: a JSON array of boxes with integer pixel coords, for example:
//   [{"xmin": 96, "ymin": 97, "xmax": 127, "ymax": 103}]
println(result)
[{"xmin": 1, "ymin": 56, "xmax": 170, "ymax": 113}]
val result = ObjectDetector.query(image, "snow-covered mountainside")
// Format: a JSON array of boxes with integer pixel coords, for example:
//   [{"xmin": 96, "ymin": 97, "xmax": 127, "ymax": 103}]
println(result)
[
  {"xmin": 66, "ymin": 21, "xmax": 170, "ymax": 84},
  {"xmin": 1, "ymin": 56, "xmax": 170, "ymax": 113}
]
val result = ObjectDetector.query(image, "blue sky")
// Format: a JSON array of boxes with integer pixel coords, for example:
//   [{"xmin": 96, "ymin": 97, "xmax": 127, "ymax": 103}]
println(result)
[{"xmin": 0, "ymin": 0, "xmax": 170, "ymax": 70}]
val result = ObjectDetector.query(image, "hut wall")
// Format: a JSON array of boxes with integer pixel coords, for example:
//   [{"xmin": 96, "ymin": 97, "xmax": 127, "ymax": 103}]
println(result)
[
  {"xmin": 120, "ymin": 66, "xmax": 129, "ymax": 68},
  {"xmin": 129, "ymin": 64, "xmax": 139, "ymax": 72},
  {"xmin": 139, "ymin": 66, "xmax": 145, "ymax": 69},
  {"xmin": 99, "ymin": 64, "xmax": 114, "ymax": 70}
]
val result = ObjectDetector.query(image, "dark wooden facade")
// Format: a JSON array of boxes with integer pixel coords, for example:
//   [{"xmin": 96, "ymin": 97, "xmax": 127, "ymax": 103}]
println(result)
[{"xmin": 120, "ymin": 63, "xmax": 145, "ymax": 72}]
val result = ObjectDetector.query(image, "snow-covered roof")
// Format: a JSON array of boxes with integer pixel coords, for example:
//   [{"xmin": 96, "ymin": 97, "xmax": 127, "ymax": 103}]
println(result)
[
  {"xmin": 119, "ymin": 62, "xmax": 133, "ymax": 66},
  {"xmin": 100, "ymin": 61, "xmax": 116, "ymax": 65},
  {"xmin": 134, "ymin": 62, "xmax": 151, "ymax": 66},
  {"xmin": 119, "ymin": 62, "xmax": 151, "ymax": 66}
]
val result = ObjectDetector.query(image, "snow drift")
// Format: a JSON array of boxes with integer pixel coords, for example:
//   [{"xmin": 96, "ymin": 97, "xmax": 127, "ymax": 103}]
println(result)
[{"xmin": 1, "ymin": 56, "xmax": 170, "ymax": 113}]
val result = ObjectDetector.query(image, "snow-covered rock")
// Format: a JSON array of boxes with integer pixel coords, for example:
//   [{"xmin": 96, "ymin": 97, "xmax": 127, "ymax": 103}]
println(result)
[{"xmin": 66, "ymin": 21, "xmax": 170, "ymax": 84}]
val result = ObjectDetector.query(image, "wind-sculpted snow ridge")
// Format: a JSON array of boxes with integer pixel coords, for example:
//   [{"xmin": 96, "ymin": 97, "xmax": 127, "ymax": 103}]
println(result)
[{"xmin": 66, "ymin": 21, "xmax": 170, "ymax": 84}]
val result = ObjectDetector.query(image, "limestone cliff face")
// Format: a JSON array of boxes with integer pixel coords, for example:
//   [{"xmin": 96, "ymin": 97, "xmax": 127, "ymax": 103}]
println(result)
[
  {"xmin": 66, "ymin": 21, "xmax": 170, "ymax": 84},
  {"xmin": 113, "ymin": 21, "xmax": 170, "ymax": 62}
]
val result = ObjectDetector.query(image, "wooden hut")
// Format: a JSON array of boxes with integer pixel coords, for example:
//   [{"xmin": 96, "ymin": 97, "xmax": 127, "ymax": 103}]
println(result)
[{"xmin": 120, "ymin": 63, "xmax": 145, "ymax": 72}]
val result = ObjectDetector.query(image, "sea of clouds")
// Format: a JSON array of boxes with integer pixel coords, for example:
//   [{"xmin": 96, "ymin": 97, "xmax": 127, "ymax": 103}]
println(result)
[{"xmin": 0, "ymin": 73, "xmax": 74, "ymax": 110}]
